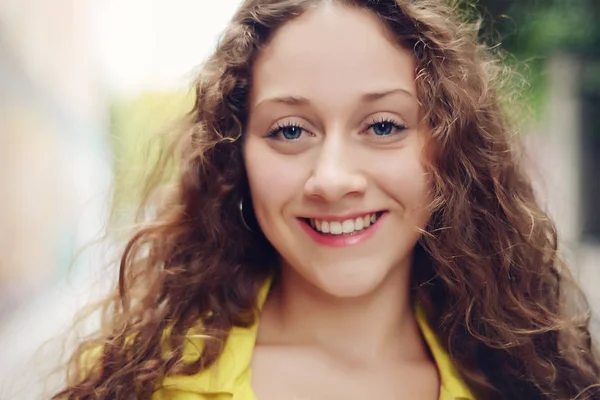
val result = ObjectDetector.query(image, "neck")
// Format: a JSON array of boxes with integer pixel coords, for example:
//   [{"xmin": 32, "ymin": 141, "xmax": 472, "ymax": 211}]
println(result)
[{"xmin": 260, "ymin": 259, "xmax": 427, "ymax": 366}]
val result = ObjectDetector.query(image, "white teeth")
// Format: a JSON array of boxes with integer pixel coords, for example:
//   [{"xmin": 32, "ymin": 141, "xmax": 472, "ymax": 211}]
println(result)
[
  {"xmin": 355, "ymin": 217, "xmax": 364, "ymax": 230},
  {"xmin": 329, "ymin": 221, "xmax": 342, "ymax": 235},
  {"xmin": 341, "ymin": 219, "xmax": 354, "ymax": 233},
  {"xmin": 309, "ymin": 213, "xmax": 380, "ymax": 235}
]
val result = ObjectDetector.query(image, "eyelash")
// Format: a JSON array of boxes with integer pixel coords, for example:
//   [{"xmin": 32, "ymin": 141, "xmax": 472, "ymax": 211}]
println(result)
[
  {"xmin": 265, "ymin": 121, "xmax": 306, "ymax": 139},
  {"xmin": 265, "ymin": 118, "xmax": 407, "ymax": 139},
  {"xmin": 364, "ymin": 117, "xmax": 407, "ymax": 135}
]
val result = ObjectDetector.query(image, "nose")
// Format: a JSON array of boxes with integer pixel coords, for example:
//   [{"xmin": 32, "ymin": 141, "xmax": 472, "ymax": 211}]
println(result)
[{"xmin": 303, "ymin": 134, "xmax": 368, "ymax": 202}]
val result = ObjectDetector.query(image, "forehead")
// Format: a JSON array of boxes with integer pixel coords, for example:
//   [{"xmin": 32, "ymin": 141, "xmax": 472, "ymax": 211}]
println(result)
[{"xmin": 250, "ymin": 4, "xmax": 417, "ymax": 107}]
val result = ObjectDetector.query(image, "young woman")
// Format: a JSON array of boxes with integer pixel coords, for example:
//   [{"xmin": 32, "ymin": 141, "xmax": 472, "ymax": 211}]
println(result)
[{"xmin": 53, "ymin": 0, "xmax": 600, "ymax": 399}]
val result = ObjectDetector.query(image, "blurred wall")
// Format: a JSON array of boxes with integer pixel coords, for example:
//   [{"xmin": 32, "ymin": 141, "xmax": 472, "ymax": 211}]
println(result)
[
  {"xmin": 0, "ymin": 2, "xmax": 113, "ymax": 399},
  {"xmin": 526, "ymin": 55, "xmax": 600, "ymax": 326},
  {"xmin": 0, "ymin": 0, "xmax": 111, "ymax": 315},
  {"xmin": 0, "ymin": 2, "xmax": 241, "ymax": 398}
]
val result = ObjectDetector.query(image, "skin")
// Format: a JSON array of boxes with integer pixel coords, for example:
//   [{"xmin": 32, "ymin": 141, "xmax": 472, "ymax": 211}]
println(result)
[{"xmin": 244, "ymin": 3, "xmax": 439, "ymax": 399}]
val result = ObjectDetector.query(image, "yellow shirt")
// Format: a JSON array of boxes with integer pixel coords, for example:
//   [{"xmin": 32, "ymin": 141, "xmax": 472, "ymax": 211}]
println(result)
[{"xmin": 153, "ymin": 280, "xmax": 475, "ymax": 400}]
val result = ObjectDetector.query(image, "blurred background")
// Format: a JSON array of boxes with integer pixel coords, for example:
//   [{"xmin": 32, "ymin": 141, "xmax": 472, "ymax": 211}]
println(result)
[{"xmin": 0, "ymin": 0, "xmax": 598, "ymax": 398}]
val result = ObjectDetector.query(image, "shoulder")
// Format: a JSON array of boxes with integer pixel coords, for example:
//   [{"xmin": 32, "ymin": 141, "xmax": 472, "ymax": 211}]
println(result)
[
  {"xmin": 153, "ymin": 324, "xmax": 259, "ymax": 399},
  {"xmin": 415, "ymin": 305, "xmax": 475, "ymax": 400},
  {"xmin": 155, "ymin": 280, "xmax": 273, "ymax": 399},
  {"xmin": 156, "ymin": 281, "xmax": 270, "ymax": 398}
]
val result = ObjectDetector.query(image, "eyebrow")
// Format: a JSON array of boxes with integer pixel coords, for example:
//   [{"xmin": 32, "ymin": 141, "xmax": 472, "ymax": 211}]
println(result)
[
  {"xmin": 253, "ymin": 88, "xmax": 415, "ymax": 109},
  {"xmin": 361, "ymin": 88, "xmax": 415, "ymax": 102}
]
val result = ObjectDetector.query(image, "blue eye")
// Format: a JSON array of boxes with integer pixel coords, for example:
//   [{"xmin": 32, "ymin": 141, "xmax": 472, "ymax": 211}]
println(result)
[
  {"xmin": 267, "ymin": 123, "xmax": 305, "ymax": 140},
  {"xmin": 367, "ymin": 119, "xmax": 406, "ymax": 136},
  {"xmin": 372, "ymin": 122, "xmax": 394, "ymax": 136}
]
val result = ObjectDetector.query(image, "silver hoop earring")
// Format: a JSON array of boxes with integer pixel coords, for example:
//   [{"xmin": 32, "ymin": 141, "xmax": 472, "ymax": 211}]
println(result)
[{"xmin": 239, "ymin": 198, "xmax": 253, "ymax": 232}]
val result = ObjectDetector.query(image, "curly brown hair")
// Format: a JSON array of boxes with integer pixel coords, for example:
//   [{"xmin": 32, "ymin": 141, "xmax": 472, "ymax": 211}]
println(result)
[{"xmin": 52, "ymin": 0, "xmax": 600, "ymax": 399}]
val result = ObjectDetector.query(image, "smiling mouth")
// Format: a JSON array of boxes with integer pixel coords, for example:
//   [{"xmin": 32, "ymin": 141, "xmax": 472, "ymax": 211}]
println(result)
[{"xmin": 302, "ymin": 211, "xmax": 385, "ymax": 236}]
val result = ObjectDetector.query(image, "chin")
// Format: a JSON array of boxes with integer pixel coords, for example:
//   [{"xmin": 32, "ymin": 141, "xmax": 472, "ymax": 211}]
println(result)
[{"xmin": 312, "ymin": 266, "xmax": 389, "ymax": 299}]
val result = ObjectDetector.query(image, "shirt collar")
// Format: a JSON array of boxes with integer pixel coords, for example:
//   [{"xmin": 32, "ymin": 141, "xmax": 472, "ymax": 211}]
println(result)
[
  {"xmin": 158, "ymin": 278, "xmax": 474, "ymax": 400},
  {"xmin": 414, "ymin": 305, "xmax": 475, "ymax": 400}
]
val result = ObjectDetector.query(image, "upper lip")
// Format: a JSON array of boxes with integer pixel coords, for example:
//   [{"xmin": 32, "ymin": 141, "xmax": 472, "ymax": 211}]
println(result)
[{"xmin": 300, "ymin": 211, "xmax": 384, "ymax": 221}]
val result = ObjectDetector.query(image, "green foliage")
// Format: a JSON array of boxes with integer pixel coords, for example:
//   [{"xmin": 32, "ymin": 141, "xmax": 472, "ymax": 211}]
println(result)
[
  {"xmin": 505, "ymin": 0, "xmax": 598, "ymax": 55},
  {"xmin": 474, "ymin": 0, "xmax": 600, "ymax": 118},
  {"xmin": 108, "ymin": 91, "xmax": 192, "ymax": 224}
]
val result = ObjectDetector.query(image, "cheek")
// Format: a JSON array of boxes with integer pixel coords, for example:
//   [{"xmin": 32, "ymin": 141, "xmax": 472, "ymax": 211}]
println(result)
[
  {"xmin": 375, "ymin": 150, "xmax": 431, "ymax": 217},
  {"xmin": 243, "ymin": 138, "xmax": 305, "ymax": 220}
]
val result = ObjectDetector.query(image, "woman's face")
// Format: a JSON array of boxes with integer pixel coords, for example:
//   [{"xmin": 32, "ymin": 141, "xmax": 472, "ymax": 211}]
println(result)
[{"xmin": 244, "ymin": 4, "xmax": 432, "ymax": 298}]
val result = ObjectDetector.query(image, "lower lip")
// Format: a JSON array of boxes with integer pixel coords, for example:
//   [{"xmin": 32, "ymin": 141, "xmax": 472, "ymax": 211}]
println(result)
[{"xmin": 299, "ymin": 213, "xmax": 386, "ymax": 248}]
